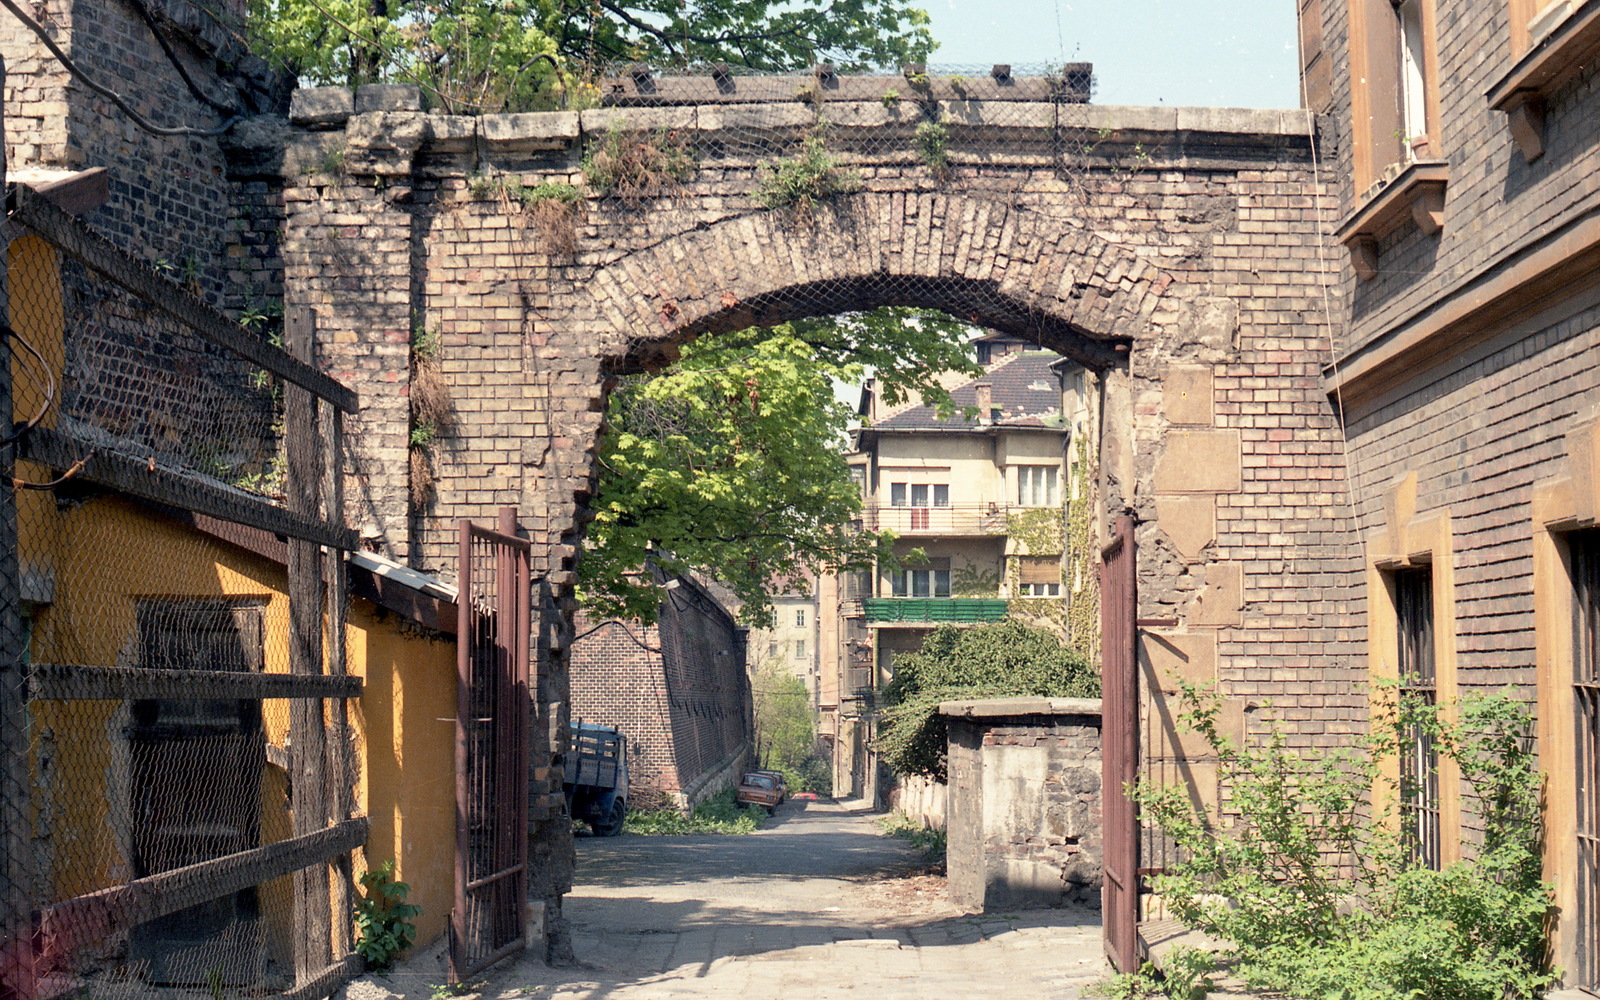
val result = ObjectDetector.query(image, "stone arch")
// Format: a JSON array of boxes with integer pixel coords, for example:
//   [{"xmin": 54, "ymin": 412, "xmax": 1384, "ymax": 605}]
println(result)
[{"xmin": 578, "ymin": 191, "xmax": 1178, "ymax": 374}]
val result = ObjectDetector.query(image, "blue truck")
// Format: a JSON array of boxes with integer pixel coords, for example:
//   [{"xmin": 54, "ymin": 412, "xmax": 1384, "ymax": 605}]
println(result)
[{"xmin": 565, "ymin": 722, "xmax": 629, "ymax": 836}]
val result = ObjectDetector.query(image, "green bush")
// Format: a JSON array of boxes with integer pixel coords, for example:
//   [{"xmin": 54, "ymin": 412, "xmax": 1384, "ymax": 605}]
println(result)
[
  {"xmin": 752, "ymin": 660, "xmax": 832, "ymax": 794},
  {"xmin": 879, "ymin": 810, "xmax": 946, "ymax": 866},
  {"xmin": 353, "ymin": 861, "xmax": 421, "ymax": 971},
  {"xmin": 756, "ymin": 128, "xmax": 862, "ymax": 216},
  {"xmin": 581, "ymin": 121, "xmax": 695, "ymax": 202},
  {"xmin": 622, "ymin": 789, "xmax": 762, "ymax": 835},
  {"xmin": 874, "ymin": 619, "xmax": 1098, "ymax": 780},
  {"xmin": 1136, "ymin": 685, "xmax": 1554, "ymax": 1000}
]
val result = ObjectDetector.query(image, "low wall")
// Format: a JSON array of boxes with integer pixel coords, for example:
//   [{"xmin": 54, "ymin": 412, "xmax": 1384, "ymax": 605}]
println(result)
[
  {"xmin": 941, "ymin": 697, "xmax": 1104, "ymax": 913},
  {"xmin": 889, "ymin": 774, "xmax": 947, "ymax": 831}
]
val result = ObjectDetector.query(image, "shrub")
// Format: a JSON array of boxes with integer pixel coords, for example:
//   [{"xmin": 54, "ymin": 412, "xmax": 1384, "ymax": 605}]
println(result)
[
  {"xmin": 914, "ymin": 118, "xmax": 949, "ymax": 176},
  {"xmin": 353, "ymin": 861, "xmax": 421, "ymax": 971},
  {"xmin": 874, "ymin": 619, "xmax": 1098, "ymax": 780},
  {"xmin": 1135, "ymin": 684, "xmax": 1554, "ymax": 1000},
  {"xmin": 581, "ymin": 121, "xmax": 695, "ymax": 203},
  {"xmin": 756, "ymin": 128, "xmax": 862, "ymax": 217}
]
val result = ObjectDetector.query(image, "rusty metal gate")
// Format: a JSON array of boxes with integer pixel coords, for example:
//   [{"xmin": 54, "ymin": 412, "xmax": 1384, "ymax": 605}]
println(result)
[
  {"xmin": 1100, "ymin": 514, "xmax": 1139, "ymax": 973},
  {"xmin": 452, "ymin": 509, "xmax": 532, "ymax": 979}
]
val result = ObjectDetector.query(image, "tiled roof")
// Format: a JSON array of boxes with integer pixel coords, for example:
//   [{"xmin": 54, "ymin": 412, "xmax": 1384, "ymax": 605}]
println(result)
[{"xmin": 871, "ymin": 351, "xmax": 1064, "ymax": 432}]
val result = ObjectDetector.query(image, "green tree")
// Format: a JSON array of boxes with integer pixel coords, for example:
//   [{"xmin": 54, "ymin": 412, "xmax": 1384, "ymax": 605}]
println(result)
[
  {"xmin": 579, "ymin": 309, "xmax": 978, "ymax": 627},
  {"xmin": 875, "ymin": 619, "xmax": 1099, "ymax": 780},
  {"xmin": 247, "ymin": 0, "xmax": 937, "ymax": 112},
  {"xmin": 751, "ymin": 661, "xmax": 825, "ymax": 791}
]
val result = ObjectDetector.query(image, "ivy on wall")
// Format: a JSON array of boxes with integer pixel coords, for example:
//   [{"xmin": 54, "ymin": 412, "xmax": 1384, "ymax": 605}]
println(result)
[
  {"xmin": 950, "ymin": 560, "xmax": 999, "ymax": 598},
  {"xmin": 1064, "ymin": 437, "xmax": 1098, "ymax": 661}
]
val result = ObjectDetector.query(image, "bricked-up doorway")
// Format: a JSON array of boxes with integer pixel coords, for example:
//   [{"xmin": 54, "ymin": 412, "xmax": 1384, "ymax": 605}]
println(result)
[{"xmin": 273, "ymin": 85, "xmax": 1344, "ymax": 962}]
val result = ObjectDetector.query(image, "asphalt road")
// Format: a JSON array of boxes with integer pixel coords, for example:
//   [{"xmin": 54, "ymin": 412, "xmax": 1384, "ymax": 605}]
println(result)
[{"xmin": 355, "ymin": 798, "xmax": 1106, "ymax": 1000}]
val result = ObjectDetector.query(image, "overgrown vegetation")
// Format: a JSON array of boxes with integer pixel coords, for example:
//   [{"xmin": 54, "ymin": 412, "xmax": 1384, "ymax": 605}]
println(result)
[
  {"xmin": 1135, "ymin": 684, "xmax": 1553, "ymax": 1000},
  {"xmin": 913, "ymin": 118, "xmax": 949, "ymax": 176},
  {"xmin": 756, "ymin": 125, "xmax": 862, "ymax": 218},
  {"xmin": 353, "ymin": 861, "xmax": 421, "ymax": 971},
  {"xmin": 874, "ymin": 620, "xmax": 1098, "ymax": 780},
  {"xmin": 1087, "ymin": 949, "xmax": 1216, "ymax": 1000},
  {"xmin": 752, "ymin": 660, "xmax": 832, "ymax": 794},
  {"xmin": 470, "ymin": 175, "xmax": 586, "ymax": 255},
  {"xmin": 409, "ymin": 324, "xmax": 450, "ymax": 508},
  {"xmin": 581, "ymin": 121, "xmax": 696, "ymax": 203},
  {"xmin": 622, "ymin": 789, "xmax": 762, "ymax": 835},
  {"xmin": 879, "ymin": 811, "xmax": 946, "ymax": 868}
]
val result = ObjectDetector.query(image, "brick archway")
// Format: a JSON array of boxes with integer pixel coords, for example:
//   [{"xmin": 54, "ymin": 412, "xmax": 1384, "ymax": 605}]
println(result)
[{"xmin": 581, "ymin": 191, "xmax": 1174, "ymax": 374}]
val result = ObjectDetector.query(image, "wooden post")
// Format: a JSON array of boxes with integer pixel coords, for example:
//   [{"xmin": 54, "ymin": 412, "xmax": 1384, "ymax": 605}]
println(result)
[
  {"xmin": 285, "ymin": 306, "xmax": 330, "ymax": 983},
  {"xmin": 0, "ymin": 54, "xmax": 37, "ymax": 1000},
  {"xmin": 322, "ymin": 405, "xmax": 353, "ymax": 958}
]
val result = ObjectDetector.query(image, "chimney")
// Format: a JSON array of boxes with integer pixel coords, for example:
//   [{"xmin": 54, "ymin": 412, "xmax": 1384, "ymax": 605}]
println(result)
[{"xmin": 974, "ymin": 383, "xmax": 993, "ymax": 423}]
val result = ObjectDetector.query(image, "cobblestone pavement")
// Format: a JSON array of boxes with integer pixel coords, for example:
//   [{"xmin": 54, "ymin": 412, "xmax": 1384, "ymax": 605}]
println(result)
[{"xmin": 476, "ymin": 798, "xmax": 1106, "ymax": 999}]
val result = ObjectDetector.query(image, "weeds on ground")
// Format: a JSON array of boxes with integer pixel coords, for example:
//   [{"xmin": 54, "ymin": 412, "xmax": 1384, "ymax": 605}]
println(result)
[
  {"xmin": 878, "ymin": 810, "xmax": 946, "ymax": 866},
  {"xmin": 622, "ymin": 789, "xmax": 761, "ymax": 835}
]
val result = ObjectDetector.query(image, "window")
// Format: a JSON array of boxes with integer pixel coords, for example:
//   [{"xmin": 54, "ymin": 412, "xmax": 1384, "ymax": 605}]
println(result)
[
  {"xmin": 793, "ymin": 639, "xmax": 807, "ymax": 659},
  {"xmin": 1017, "ymin": 466, "xmax": 1060, "ymax": 507},
  {"xmin": 1018, "ymin": 556, "xmax": 1061, "ymax": 597},
  {"xmin": 795, "ymin": 608, "xmax": 806, "ymax": 628},
  {"xmin": 767, "ymin": 641, "xmax": 778, "ymax": 660},
  {"xmin": 890, "ymin": 483, "xmax": 949, "ymax": 530},
  {"xmin": 1394, "ymin": 567, "xmax": 1440, "ymax": 870},
  {"xmin": 1573, "ymin": 533, "xmax": 1600, "ymax": 987},
  {"xmin": 892, "ymin": 561, "xmax": 951, "ymax": 598},
  {"xmin": 1348, "ymin": 0, "xmax": 1439, "ymax": 192}
]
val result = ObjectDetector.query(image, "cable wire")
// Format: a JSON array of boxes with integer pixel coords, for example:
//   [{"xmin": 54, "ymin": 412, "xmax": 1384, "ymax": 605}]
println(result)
[{"xmin": 0, "ymin": 0, "xmax": 241, "ymax": 137}]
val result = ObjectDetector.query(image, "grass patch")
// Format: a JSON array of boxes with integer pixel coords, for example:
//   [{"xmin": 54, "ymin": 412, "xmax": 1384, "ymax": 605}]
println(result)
[
  {"xmin": 879, "ymin": 810, "xmax": 947, "ymax": 867},
  {"xmin": 622, "ymin": 789, "xmax": 762, "ymax": 835}
]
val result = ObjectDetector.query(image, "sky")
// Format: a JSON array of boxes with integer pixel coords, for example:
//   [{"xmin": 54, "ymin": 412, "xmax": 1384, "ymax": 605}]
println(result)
[{"xmin": 922, "ymin": 0, "xmax": 1302, "ymax": 110}]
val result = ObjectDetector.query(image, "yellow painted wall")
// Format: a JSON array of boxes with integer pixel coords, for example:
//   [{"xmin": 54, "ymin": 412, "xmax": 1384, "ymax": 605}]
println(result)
[
  {"xmin": 24, "ymin": 492, "xmax": 459, "ymax": 954},
  {"xmin": 347, "ymin": 605, "xmax": 457, "ymax": 948}
]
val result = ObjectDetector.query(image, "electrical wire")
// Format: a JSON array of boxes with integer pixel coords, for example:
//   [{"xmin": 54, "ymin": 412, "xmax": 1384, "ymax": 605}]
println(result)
[
  {"xmin": 571, "ymin": 617, "xmax": 662, "ymax": 653},
  {"xmin": 0, "ymin": 0, "xmax": 241, "ymax": 137},
  {"xmin": 122, "ymin": 0, "xmax": 247, "ymax": 119},
  {"xmin": 1, "ymin": 323, "xmax": 56, "ymax": 445}
]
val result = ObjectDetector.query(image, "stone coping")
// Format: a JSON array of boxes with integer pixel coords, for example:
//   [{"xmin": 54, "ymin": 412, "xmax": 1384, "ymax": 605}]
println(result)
[
  {"xmin": 286, "ymin": 85, "xmax": 1313, "ymax": 142},
  {"xmin": 937, "ymin": 696, "xmax": 1103, "ymax": 718}
]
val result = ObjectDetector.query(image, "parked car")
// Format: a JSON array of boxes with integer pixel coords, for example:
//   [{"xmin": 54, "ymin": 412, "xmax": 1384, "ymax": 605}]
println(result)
[
  {"xmin": 750, "ymin": 769, "xmax": 788, "ymax": 803},
  {"xmin": 734, "ymin": 771, "xmax": 781, "ymax": 814},
  {"xmin": 565, "ymin": 722, "xmax": 629, "ymax": 836}
]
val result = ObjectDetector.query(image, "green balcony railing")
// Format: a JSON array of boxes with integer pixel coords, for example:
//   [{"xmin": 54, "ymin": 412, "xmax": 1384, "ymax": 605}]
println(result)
[{"xmin": 859, "ymin": 598, "xmax": 1010, "ymax": 623}]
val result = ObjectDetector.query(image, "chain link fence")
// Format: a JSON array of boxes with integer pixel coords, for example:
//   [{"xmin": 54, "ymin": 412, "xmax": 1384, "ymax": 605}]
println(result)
[{"xmin": 1, "ymin": 172, "xmax": 363, "ymax": 1000}]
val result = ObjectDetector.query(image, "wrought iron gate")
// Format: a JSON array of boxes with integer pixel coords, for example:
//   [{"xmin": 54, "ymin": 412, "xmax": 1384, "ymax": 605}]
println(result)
[
  {"xmin": 452, "ymin": 510, "xmax": 532, "ymax": 979},
  {"xmin": 1100, "ymin": 514, "xmax": 1139, "ymax": 973}
]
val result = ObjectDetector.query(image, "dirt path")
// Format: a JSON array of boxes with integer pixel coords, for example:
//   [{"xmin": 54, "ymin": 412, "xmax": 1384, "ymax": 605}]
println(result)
[{"xmin": 359, "ymin": 799, "xmax": 1106, "ymax": 1000}]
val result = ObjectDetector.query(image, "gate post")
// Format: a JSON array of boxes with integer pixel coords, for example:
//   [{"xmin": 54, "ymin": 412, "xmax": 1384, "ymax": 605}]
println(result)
[{"xmin": 1100, "ymin": 514, "xmax": 1139, "ymax": 972}]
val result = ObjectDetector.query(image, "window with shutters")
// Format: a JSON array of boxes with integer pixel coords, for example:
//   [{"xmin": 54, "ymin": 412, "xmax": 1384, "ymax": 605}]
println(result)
[{"xmin": 1017, "ymin": 556, "xmax": 1061, "ymax": 597}]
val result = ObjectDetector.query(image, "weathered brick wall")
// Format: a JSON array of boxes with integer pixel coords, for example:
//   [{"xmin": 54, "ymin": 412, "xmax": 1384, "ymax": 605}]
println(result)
[
  {"xmin": 256, "ymin": 88, "xmax": 1357, "ymax": 937},
  {"xmin": 570, "ymin": 577, "xmax": 751, "ymax": 809},
  {"xmin": 944, "ymin": 701, "xmax": 1103, "ymax": 912},
  {"xmin": 1, "ymin": 0, "xmax": 286, "ymax": 304}
]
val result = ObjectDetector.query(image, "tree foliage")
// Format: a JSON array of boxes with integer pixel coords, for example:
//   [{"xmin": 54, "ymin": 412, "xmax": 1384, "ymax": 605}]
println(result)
[
  {"xmin": 874, "ymin": 620, "xmax": 1099, "ymax": 780},
  {"xmin": 247, "ymin": 0, "xmax": 937, "ymax": 112},
  {"xmin": 578, "ymin": 309, "xmax": 977, "ymax": 627},
  {"xmin": 751, "ymin": 660, "xmax": 829, "ymax": 793}
]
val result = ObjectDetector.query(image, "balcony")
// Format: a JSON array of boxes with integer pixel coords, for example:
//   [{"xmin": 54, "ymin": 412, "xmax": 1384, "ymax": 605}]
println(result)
[
  {"xmin": 860, "ymin": 502, "xmax": 1013, "ymax": 537},
  {"xmin": 860, "ymin": 598, "xmax": 1011, "ymax": 624}
]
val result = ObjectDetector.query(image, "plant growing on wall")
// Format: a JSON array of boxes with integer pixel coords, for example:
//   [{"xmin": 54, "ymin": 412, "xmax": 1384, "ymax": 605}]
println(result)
[
  {"xmin": 409, "ymin": 325, "xmax": 450, "ymax": 508},
  {"xmin": 914, "ymin": 118, "xmax": 949, "ymax": 177},
  {"xmin": 581, "ymin": 121, "xmax": 696, "ymax": 204},
  {"xmin": 470, "ymin": 175, "xmax": 586, "ymax": 256},
  {"xmin": 874, "ymin": 620, "xmax": 1098, "ymax": 780},
  {"xmin": 756, "ymin": 122, "xmax": 863, "ymax": 219},
  {"xmin": 1005, "ymin": 507, "xmax": 1066, "ymax": 555},
  {"xmin": 1065, "ymin": 437, "xmax": 1098, "ymax": 657},
  {"xmin": 353, "ymin": 861, "xmax": 422, "ymax": 971},
  {"xmin": 1135, "ymin": 685, "xmax": 1553, "ymax": 1000}
]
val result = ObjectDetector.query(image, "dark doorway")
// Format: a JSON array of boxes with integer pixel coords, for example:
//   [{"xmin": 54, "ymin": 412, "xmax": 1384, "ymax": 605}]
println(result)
[{"xmin": 128, "ymin": 600, "xmax": 267, "ymax": 985}]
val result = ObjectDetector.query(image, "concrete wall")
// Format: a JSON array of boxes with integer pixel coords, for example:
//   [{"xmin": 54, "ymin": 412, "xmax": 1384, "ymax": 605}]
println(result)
[
  {"xmin": 889, "ymin": 774, "xmax": 946, "ymax": 832},
  {"xmin": 942, "ymin": 698, "xmax": 1103, "ymax": 913}
]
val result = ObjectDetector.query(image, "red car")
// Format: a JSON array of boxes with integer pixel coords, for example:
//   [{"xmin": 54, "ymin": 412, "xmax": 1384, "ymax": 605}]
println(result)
[{"xmin": 735, "ymin": 771, "xmax": 781, "ymax": 814}]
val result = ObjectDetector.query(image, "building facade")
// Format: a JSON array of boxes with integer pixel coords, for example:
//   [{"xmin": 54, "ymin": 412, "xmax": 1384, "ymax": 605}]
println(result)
[
  {"xmin": 1304, "ymin": 0, "xmax": 1600, "ymax": 988},
  {"xmin": 820, "ymin": 342, "xmax": 1100, "ymax": 801}
]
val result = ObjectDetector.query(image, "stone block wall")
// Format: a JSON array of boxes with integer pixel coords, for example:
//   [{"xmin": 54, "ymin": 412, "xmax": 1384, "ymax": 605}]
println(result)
[{"xmin": 942, "ymin": 698, "xmax": 1103, "ymax": 912}]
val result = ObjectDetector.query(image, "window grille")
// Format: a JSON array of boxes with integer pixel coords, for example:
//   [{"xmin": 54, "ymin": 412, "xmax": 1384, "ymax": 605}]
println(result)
[
  {"xmin": 1395, "ymin": 567, "xmax": 1440, "ymax": 870},
  {"xmin": 1572, "ymin": 533, "xmax": 1600, "ymax": 989}
]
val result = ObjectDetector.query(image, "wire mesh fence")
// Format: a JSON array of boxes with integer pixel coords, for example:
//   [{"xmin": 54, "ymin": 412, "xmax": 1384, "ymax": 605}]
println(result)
[{"xmin": 1, "ymin": 177, "xmax": 363, "ymax": 1000}]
